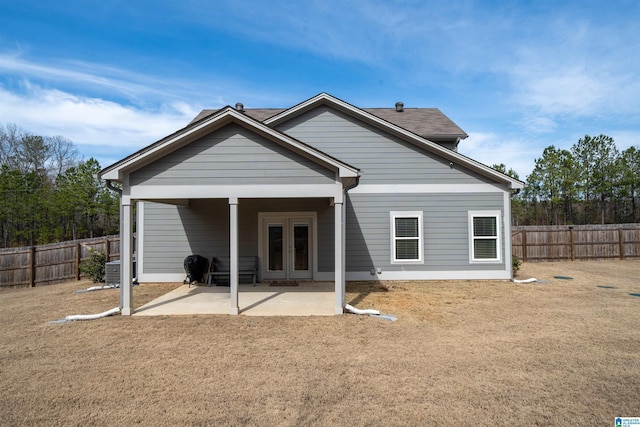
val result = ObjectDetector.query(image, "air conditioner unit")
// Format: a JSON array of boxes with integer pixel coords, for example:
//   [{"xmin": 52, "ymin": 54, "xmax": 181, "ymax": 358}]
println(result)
[{"xmin": 105, "ymin": 259, "xmax": 137, "ymax": 286}]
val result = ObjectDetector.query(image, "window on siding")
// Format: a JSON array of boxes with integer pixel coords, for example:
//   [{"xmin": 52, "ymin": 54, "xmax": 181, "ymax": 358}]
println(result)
[
  {"xmin": 391, "ymin": 211, "xmax": 423, "ymax": 263},
  {"xmin": 468, "ymin": 211, "xmax": 501, "ymax": 263}
]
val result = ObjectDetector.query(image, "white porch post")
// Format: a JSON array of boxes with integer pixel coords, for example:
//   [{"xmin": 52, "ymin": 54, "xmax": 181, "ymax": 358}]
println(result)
[
  {"xmin": 334, "ymin": 200, "xmax": 345, "ymax": 314},
  {"xmin": 504, "ymin": 191, "xmax": 514, "ymax": 278},
  {"xmin": 229, "ymin": 198, "xmax": 239, "ymax": 315},
  {"xmin": 120, "ymin": 200, "xmax": 134, "ymax": 315}
]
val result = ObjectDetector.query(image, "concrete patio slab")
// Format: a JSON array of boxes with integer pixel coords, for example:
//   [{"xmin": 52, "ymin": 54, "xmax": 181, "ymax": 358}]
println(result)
[{"xmin": 133, "ymin": 282, "xmax": 335, "ymax": 316}]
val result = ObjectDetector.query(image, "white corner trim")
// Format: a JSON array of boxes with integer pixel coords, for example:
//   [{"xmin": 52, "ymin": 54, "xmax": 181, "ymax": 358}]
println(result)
[
  {"xmin": 136, "ymin": 201, "xmax": 144, "ymax": 281},
  {"xmin": 504, "ymin": 191, "xmax": 514, "ymax": 276}
]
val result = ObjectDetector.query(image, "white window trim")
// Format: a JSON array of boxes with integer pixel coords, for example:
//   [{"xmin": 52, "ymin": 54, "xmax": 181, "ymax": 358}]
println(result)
[
  {"xmin": 390, "ymin": 211, "xmax": 424, "ymax": 264},
  {"xmin": 468, "ymin": 210, "xmax": 502, "ymax": 263}
]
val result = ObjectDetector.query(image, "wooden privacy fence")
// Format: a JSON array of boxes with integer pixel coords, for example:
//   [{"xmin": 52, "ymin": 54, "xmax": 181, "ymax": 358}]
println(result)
[
  {"xmin": 0, "ymin": 235, "xmax": 120, "ymax": 288},
  {"xmin": 512, "ymin": 224, "xmax": 640, "ymax": 262},
  {"xmin": 2, "ymin": 224, "xmax": 639, "ymax": 287}
]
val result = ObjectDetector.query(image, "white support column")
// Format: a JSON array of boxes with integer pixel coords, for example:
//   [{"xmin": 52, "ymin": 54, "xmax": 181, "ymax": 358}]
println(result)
[
  {"xmin": 229, "ymin": 198, "xmax": 239, "ymax": 315},
  {"xmin": 504, "ymin": 191, "xmax": 514, "ymax": 278},
  {"xmin": 334, "ymin": 200, "xmax": 345, "ymax": 314},
  {"xmin": 342, "ymin": 199, "xmax": 347, "ymax": 307},
  {"xmin": 120, "ymin": 200, "xmax": 134, "ymax": 315}
]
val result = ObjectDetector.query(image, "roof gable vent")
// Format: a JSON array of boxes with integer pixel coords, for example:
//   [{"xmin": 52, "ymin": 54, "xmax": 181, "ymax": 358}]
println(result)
[{"xmin": 395, "ymin": 101, "xmax": 404, "ymax": 112}]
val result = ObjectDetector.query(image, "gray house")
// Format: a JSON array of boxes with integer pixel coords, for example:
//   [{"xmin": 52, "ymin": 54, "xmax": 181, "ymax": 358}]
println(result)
[{"xmin": 100, "ymin": 93, "xmax": 524, "ymax": 315}]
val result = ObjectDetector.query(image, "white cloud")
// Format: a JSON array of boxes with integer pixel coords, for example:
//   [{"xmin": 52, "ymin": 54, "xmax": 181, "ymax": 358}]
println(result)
[
  {"xmin": 460, "ymin": 132, "xmax": 541, "ymax": 181},
  {"xmin": 519, "ymin": 115, "xmax": 558, "ymax": 135},
  {"xmin": 0, "ymin": 52, "xmax": 275, "ymax": 109},
  {"xmin": 506, "ymin": 12, "xmax": 640, "ymax": 124},
  {"xmin": 607, "ymin": 130, "xmax": 640, "ymax": 151},
  {"xmin": 0, "ymin": 82, "xmax": 197, "ymax": 167},
  {"xmin": 0, "ymin": 53, "xmax": 181, "ymax": 103},
  {"xmin": 516, "ymin": 67, "xmax": 607, "ymax": 115},
  {"xmin": 0, "ymin": 51, "xmax": 303, "ymax": 167}
]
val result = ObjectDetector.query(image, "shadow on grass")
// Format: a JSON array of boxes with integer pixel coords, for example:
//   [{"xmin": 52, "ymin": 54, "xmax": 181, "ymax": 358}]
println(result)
[{"xmin": 346, "ymin": 281, "xmax": 390, "ymax": 306}]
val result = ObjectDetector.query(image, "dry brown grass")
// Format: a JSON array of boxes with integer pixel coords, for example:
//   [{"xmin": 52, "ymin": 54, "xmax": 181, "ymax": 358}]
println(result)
[{"xmin": 1, "ymin": 260, "xmax": 639, "ymax": 426}]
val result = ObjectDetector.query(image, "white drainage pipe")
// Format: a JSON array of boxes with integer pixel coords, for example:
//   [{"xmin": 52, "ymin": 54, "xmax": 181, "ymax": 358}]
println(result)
[
  {"xmin": 512, "ymin": 278, "xmax": 537, "ymax": 284},
  {"xmin": 48, "ymin": 307, "xmax": 121, "ymax": 324},
  {"xmin": 344, "ymin": 304, "xmax": 398, "ymax": 321},
  {"xmin": 74, "ymin": 284, "xmax": 118, "ymax": 293},
  {"xmin": 344, "ymin": 303, "xmax": 380, "ymax": 315}
]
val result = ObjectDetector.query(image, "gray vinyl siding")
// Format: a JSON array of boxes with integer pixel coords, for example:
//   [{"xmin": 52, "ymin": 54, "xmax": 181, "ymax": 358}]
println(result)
[
  {"xmin": 345, "ymin": 192, "xmax": 506, "ymax": 272},
  {"xmin": 142, "ymin": 198, "xmax": 334, "ymax": 277},
  {"xmin": 277, "ymin": 106, "xmax": 492, "ymax": 185},
  {"xmin": 131, "ymin": 123, "xmax": 336, "ymax": 186},
  {"xmin": 142, "ymin": 200, "xmax": 229, "ymax": 274}
]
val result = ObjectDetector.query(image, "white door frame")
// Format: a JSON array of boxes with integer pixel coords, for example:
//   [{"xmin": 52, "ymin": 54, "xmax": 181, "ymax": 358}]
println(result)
[{"xmin": 258, "ymin": 212, "xmax": 317, "ymax": 281}]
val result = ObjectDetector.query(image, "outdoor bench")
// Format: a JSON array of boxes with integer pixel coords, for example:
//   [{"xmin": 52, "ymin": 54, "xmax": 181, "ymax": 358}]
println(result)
[{"xmin": 206, "ymin": 256, "xmax": 258, "ymax": 286}]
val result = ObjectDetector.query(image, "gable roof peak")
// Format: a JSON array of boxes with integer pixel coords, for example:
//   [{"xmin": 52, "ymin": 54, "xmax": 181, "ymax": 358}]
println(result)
[{"xmin": 190, "ymin": 93, "xmax": 468, "ymax": 141}]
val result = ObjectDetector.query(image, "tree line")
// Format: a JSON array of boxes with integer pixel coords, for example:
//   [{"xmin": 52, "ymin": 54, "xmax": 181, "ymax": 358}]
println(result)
[
  {"xmin": 0, "ymin": 124, "xmax": 119, "ymax": 248},
  {"xmin": 494, "ymin": 134, "xmax": 640, "ymax": 226}
]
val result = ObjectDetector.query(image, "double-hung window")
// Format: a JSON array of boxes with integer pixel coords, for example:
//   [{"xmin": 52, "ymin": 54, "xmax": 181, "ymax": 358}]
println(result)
[
  {"xmin": 390, "ymin": 211, "xmax": 423, "ymax": 263},
  {"xmin": 468, "ymin": 211, "xmax": 501, "ymax": 263}
]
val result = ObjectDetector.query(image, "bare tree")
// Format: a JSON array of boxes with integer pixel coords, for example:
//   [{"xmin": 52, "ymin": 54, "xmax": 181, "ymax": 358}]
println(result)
[
  {"xmin": 0, "ymin": 124, "xmax": 26, "ymax": 166},
  {"xmin": 46, "ymin": 135, "xmax": 81, "ymax": 176}
]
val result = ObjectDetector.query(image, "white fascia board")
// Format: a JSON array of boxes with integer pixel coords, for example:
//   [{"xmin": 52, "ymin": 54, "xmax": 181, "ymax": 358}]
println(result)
[
  {"xmin": 266, "ymin": 93, "xmax": 523, "ymax": 190},
  {"xmin": 101, "ymin": 169, "xmax": 119, "ymax": 180},
  {"xmin": 129, "ymin": 184, "xmax": 345, "ymax": 201}
]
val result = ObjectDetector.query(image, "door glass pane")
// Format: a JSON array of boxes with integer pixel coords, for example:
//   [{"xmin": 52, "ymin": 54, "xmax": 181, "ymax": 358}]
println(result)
[
  {"xmin": 293, "ymin": 224, "xmax": 309, "ymax": 271},
  {"xmin": 268, "ymin": 225, "xmax": 283, "ymax": 271}
]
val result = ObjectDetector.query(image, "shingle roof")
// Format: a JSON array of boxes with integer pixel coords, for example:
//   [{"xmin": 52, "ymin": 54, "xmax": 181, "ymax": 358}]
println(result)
[
  {"xmin": 190, "ymin": 106, "xmax": 467, "ymax": 141},
  {"xmin": 362, "ymin": 108, "xmax": 467, "ymax": 140}
]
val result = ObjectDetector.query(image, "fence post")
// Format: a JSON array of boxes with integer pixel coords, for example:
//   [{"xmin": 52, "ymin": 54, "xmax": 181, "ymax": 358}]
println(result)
[
  {"xmin": 569, "ymin": 226, "xmax": 575, "ymax": 261},
  {"xmin": 75, "ymin": 243, "xmax": 81, "ymax": 280},
  {"xmin": 29, "ymin": 246, "xmax": 36, "ymax": 287},
  {"xmin": 522, "ymin": 230, "xmax": 527, "ymax": 262},
  {"xmin": 105, "ymin": 239, "xmax": 110, "ymax": 262},
  {"xmin": 618, "ymin": 228, "xmax": 624, "ymax": 260}
]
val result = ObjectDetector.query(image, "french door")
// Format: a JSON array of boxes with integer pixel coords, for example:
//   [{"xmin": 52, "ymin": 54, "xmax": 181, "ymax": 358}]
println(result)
[{"xmin": 260, "ymin": 213, "xmax": 314, "ymax": 280}]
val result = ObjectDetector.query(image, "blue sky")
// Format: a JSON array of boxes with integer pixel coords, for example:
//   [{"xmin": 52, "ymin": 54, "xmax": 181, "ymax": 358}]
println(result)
[{"xmin": 1, "ymin": 0, "xmax": 638, "ymax": 180}]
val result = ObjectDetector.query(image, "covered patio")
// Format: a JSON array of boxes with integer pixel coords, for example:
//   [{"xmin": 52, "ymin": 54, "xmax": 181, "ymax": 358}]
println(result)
[
  {"xmin": 100, "ymin": 107, "xmax": 361, "ymax": 316},
  {"xmin": 133, "ymin": 282, "xmax": 336, "ymax": 316}
]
